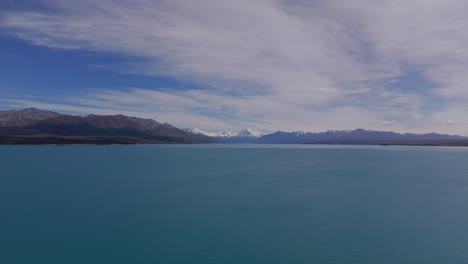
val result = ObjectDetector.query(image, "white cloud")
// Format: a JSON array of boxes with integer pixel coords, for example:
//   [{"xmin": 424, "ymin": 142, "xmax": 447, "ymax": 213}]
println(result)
[{"xmin": 2, "ymin": 1, "xmax": 468, "ymax": 134}]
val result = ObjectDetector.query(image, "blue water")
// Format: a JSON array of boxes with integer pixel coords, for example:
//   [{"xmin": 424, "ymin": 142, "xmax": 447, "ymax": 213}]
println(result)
[{"xmin": 1, "ymin": 144, "xmax": 468, "ymax": 263}]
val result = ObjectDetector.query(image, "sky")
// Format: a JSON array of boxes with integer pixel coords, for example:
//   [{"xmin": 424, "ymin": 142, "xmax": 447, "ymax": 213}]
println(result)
[{"xmin": 1, "ymin": 0, "xmax": 468, "ymax": 134}]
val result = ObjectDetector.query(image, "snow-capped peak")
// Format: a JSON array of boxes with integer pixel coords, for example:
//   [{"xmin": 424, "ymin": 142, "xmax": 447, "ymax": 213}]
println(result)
[{"xmin": 237, "ymin": 128, "xmax": 264, "ymax": 138}]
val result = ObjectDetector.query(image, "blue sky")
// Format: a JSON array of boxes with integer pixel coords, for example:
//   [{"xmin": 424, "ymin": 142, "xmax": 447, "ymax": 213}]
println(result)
[{"xmin": 1, "ymin": 0, "xmax": 468, "ymax": 134}]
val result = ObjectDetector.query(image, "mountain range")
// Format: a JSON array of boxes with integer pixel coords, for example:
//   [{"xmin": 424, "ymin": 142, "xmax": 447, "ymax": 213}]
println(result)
[
  {"xmin": 0, "ymin": 108, "xmax": 212, "ymax": 144},
  {"xmin": 1, "ymin": 108, "xmax": 468, "ymax": 146}
]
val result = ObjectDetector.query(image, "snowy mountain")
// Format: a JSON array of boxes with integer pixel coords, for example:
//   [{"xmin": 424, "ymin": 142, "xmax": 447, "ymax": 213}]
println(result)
[{"xmin": 183, "ymin": 128, "xmax": 263, "ymax": 138}]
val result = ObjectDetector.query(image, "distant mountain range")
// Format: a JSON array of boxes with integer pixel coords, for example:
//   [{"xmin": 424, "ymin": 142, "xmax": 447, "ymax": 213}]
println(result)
[
  {"xmin": 184, "ymin": 127, "xmax": 468, "ymax": 146},
  {"xmin": 0, "ymin": 108, "xmax": 212, "ymax": 144},
  {"xmin": 1, "ymin": 108, "xmax": 468, "ymax": 146}
]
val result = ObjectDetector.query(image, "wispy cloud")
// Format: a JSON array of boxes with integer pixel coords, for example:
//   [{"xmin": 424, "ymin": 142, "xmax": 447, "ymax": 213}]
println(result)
[{"xmin": 2, "ymin": 0, "xmax": 468, "ymax": 133}]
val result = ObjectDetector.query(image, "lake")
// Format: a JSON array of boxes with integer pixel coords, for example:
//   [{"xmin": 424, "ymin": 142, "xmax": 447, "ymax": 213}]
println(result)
[{"xmin": 1, "ymin": 144, "xmax": 468, "ymax": 263}]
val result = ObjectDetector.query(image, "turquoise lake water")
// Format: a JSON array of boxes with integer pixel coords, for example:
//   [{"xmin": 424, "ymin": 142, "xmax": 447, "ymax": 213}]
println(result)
[{"xmin": 1, "ymin": 144, "xmax": 468, "ymax": 263}]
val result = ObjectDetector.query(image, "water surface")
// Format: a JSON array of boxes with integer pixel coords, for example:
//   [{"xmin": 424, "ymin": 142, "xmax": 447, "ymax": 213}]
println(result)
[{"xmin": 1, "ymin": 145, "xmax": 468, "ymax": 263}]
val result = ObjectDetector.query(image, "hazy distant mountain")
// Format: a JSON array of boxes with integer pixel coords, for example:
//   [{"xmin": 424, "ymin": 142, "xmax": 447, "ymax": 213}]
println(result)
[
  {"xmin": 0, "ymin": 108, "xmax": 62, "ymax": 127},
  {"xmin": 0, "ymin": 108, "xmax": 212, "ymax": 144},
  {"xmin": 257, "ymin": 129, "xmax": 467, "ymax": 145}
]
